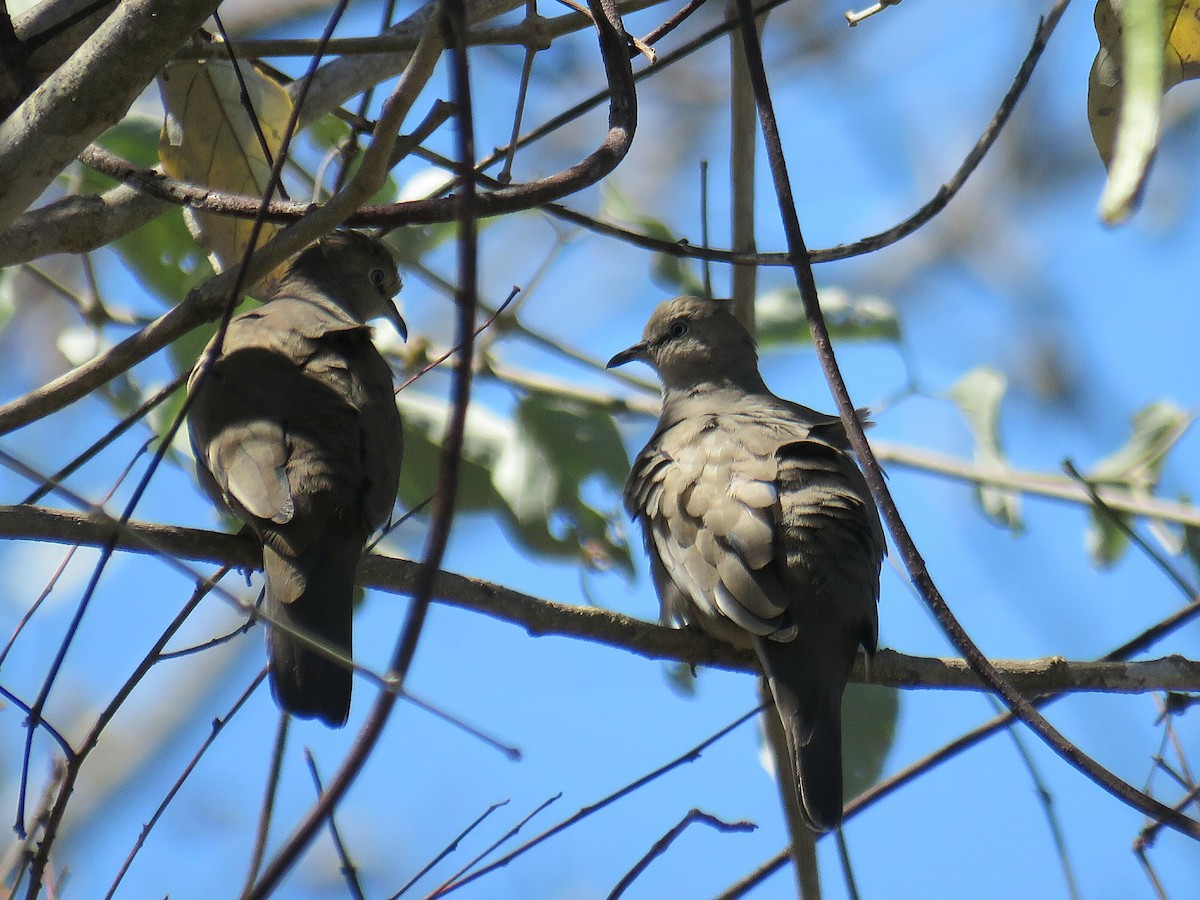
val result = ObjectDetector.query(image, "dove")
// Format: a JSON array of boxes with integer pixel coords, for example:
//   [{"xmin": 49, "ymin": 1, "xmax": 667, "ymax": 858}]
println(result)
[
  {"xmin": 188, "ymin": 230, "xmax": 405, "ymax": 726},
  {"xmin": 609, "ymin": 295, "xmax": 884, "ymax": 832}
]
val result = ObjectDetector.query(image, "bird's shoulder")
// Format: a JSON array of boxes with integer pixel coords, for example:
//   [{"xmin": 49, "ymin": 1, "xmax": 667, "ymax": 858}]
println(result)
[
  {"xmin": 227, "ymin": 295, "xmax": 369, "ymax": 352},
  {"xmin": 630, "ymin": 391, "xmax": 845, "ymax": 485}
]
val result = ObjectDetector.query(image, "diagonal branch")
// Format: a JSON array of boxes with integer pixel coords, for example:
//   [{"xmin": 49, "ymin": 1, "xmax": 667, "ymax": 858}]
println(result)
[
  {"xmin": 0, "ymin": 0, "xmax": 221, "ymax": 230},
  {"xmin": 731, "ymin": 0, "xmax": 1200, "ymax": 841}
]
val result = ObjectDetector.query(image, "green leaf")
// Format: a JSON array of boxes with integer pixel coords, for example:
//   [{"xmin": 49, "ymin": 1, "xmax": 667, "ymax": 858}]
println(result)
[
  {"xmin": 1084, "ymin": 401, "xmax": 1190, "ymax": 567},
  {"xmin": 1184, "ymin": 519, "xmax": 1200, "ymax": 581},
  {"xmin": 601, "ymin": 181, "xmax": 704, "ymax": 296},
  {"xmin": 842, "ymin": 682, "xmax": 900, "ymax": 799},
  {"xmin": 1085, "ymin": 510, "xmax": 1133, "ymax": 567},
  {"xmin": 94, "ymin": 116, "xmax": 163, "ymax": 170},
  {"xmin": 500, "ymin": 393, "xmax": 634, "ymax": 573},
  {"xmin": 1089, "ymin": 400, "xmax": 1190, "ymax": 488},
  {"xmin": 386, "ymin": 223, "xmax": 458, "ymax": 269},
  {"xmin": 755, "ymin": 286, "xmax": 901, "ymax": 348},
  {"xmin": 665, "ymin": 660, "xmax": 697, "ymax": 697},
  {"xmin": 396, "ymin": 392, "xmax": 634, "ymax": 572},
  {"xmin": 305, "ymin": 113, "xmax": 352, "ymax": 153},
  {"xmin": 0, "ymin": 270, "xmax": 15, "ymax": 334},
  {"xmin": 117, "ymin": 206, "xmax": 214, "ymax": 304},
  {"xmin": 948, "ymin": 367, "xmax": 1023, "ymax": 532},
  {"xmin": 396, "ymin": 392, "xmax": 507, "ymax": 514}
]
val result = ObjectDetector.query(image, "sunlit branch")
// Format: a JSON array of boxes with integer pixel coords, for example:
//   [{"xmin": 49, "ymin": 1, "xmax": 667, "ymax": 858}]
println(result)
[{"xmin": 2, "ymin": 506, "xmax": 1198, "ymax": 696}]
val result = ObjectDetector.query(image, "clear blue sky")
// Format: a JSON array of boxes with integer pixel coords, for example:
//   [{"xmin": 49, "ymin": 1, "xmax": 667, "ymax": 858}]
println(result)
[{"xmin": 1, "ymin": 1, "xmax": 1198, "ymax": 898}]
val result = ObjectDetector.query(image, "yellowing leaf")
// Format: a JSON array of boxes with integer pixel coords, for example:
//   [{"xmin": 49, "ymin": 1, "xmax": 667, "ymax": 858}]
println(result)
[
  {"xmin": 1088, "ymin": 0, "xmax": 1200, "ymax": 223},
  {"xmin": 158, "ymin": 58, "xmax": 293, "ymax": 273}
]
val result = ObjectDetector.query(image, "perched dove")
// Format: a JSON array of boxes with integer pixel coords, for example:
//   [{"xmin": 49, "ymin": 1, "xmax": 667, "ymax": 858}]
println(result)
[
  {"xmin": 608, "ymin": 296, "xmax": 884, "ymax": 832},
  {"xmin": 188, "ymin": 230, "xmax": 405, "ymax": 727}
]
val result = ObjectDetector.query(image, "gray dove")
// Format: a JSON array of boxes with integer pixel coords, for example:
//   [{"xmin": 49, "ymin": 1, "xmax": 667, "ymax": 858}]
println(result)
[
  {"xmin": 608, "ymin": 296, "xmax": 884, "ymax": 832},
  {"xmin": 188, "ymin": 230, "xmax": 405, "ymax": 727}
]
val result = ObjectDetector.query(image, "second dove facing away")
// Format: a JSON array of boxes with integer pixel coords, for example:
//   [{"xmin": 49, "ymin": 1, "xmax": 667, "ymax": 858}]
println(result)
[
  {"xmin": 608, "ymin": 296, "xmax": 884, "ymax": 832},
  {"xmin": 188, "ymin": 230, "xmax": 405, "ymax": 727}
]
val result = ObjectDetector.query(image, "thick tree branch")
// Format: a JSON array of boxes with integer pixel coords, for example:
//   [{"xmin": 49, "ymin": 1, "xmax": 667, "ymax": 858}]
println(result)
[
  {"xmin": 3, "ymin": 505, "xmax": 1197, "ymax": 695},
  {"xmin": 0, "ymin": 0, "xmax": 221, "ymax": 230}
]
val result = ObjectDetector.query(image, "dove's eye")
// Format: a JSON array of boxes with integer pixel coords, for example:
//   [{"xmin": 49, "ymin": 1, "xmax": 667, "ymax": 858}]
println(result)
[
  {"xmin": 668, "ymin": 319, "xmax": 689, "ymax": 339},
  {"xmin": 369, "ymin": 268, "xmax": 388, "ymax": 289}
]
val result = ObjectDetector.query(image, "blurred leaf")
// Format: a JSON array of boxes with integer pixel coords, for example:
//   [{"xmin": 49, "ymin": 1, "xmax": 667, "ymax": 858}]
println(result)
[
  {"xmin": 93, "ymin": 115, "xmax": 163, "ymax": 169},
  {"xmin": 57, "ymin": 325, "xmax": 145, "ymax": 418},
  {"xmin": 501, "ymin": 393, "xmax": 634, "ymax": 573},
  {"xmin": 843, "ymin": 682, "xmax": 900, "ymax": 799},
  {"xmin": 397, "ymin": 391, "xmax": 633, "ymax": 572},
  {"xmin": 114, "ymin": 207, "xmax": 212, "ymax": 304},
  {"xmin": 0, "ymin": 270, "xmax": 14, "ymax": 333},
  {"xmin": 158, "ymin": 59, "xmax": 292, "ymax": 272},
  {"xmin": 665, "ymin": 660, "xmax": 697, "ymax": 697},
  {"xmin": 1085, "ymin": 509, "xmax": 1133, "ymax": 567},
  {"xmin": 1089, "ymin": 0, "xmax": 1200, "ymax": 222},
  {"xmin": 385, "ymin": 167, "xmax": 492, "ymax": 268},
  {"xmin": 949, "ymin": 367, "xmax": 1024, "ymax": 532},
  {"xmin": 756, "ymin": 286, "xmax": 900, "ymax": 348},
  {"xmin": 78, "ymin": 117, "xmax": 214, "ymax": 304},
  {"xmin": 601, "ymin": 181, "xmax": 704, "ymax": 296},
  {"xmin": 386, "ymin": 224, "xmax": 458, "ymax": 269},
  {"xmin": 1089, "ymin": 400, "xmax": 1190, "ymax": 489},
  {"xmin": 396, "ymin": 392, "xmax": 507, "ymax": 514},
  {"xmin": 1084, "ymin": 401, "xmax": 1190, "ymax": 566},
  {"xmin": 1185, "ymin": 519, "xmax": 1200, "ymax": 580},
  {"xmin": 306, "ymin": 112, "xmax": 352, "ymax": 153}
]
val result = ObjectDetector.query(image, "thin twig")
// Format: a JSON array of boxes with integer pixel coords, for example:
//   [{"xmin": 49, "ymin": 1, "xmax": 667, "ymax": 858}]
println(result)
[
  {"xmin": 104, "ymin": 670, "xmax": 268, "ymax": 899},
  {"xmin": 386, "ymin": 800, "xmax": 511, "ymax": 898},
  {"xmin": 241, "ymin": 712, "xmax": 289, "ymax": 895},
  {"xmin": 428, "ymin": 794, "xmax": 562, "ymax": 896},
  {"xmin": 303, "ymin": 750, "xmax": 367, "ymax": 900},
  {"xmin": 431, "ymin": 707, "xmax": 762, "ymax": 896},
  {"xmin": 608, "ymin": 809, "xmax": 756, "ymax": 899}
]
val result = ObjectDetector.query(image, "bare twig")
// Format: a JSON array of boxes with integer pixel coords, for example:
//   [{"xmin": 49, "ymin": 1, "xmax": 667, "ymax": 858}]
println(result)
[
  {"xmin": 608, "ymin": 809, "xmax": 756, "ymax": 899},
  {"xmin": 241, "ymin": 712, "xmax": 289, "ymax": 895},
  {"xmin": 103, "ymin": 671, "xmax": 269, "ymax": 899},
  {"xmin": 428, "ymin": 795, "xmax": 561, "ymax": 896},
  {"xmin": 386, "ymin": 800, "xmax": 511, "ymax": 898},
  {"xmin": 303, "ymin": 750, "xmax": 367, "ymax": 900},
  {"xmin": 431, "ymin": 707, "xmax": 763, "ymax": 896}
]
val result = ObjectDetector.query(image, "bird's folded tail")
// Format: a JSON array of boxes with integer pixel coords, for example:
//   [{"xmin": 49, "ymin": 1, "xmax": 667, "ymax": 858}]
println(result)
[
  {"xmin": 262, "ymin": 540, "xmax": 358, "ymax": 727},
  {"xmin": 756, "ymin": 634, "xmax": 852, "ymax": 833}
]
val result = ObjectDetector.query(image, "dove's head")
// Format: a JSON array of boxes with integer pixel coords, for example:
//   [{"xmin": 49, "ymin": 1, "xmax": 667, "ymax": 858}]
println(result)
[
  {"xmin": 279, "ymin": 230, "xmax": 407, "ymax": 339},
  {"xmin": 607, "ymin": 296, "xmax": 763, "ymax": 393}
]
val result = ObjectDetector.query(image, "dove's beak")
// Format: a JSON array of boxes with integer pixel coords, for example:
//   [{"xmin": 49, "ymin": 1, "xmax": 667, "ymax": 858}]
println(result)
[
  {"xmin": 384, "ymin": 300, "xmax": 408, "ymax": 342},
  {"xmin": 606, "ymin": 341, "xmax": 649, "ymax": 369}
]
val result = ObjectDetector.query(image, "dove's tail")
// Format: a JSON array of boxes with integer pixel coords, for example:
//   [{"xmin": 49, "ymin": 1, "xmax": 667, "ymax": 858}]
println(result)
[
  {"xmin": 262, "ymin": 538, "xmax": 359, "ymax": 727},
  {"xmin": 756, "ymin": 632, "xmax": 855, "ymax": 833}
]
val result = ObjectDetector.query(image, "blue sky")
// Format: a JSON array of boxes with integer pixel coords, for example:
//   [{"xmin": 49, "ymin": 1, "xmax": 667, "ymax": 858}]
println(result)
[{"xmin": 1, "ymin": 1, "xmax": 1199, "ymax": 897}]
